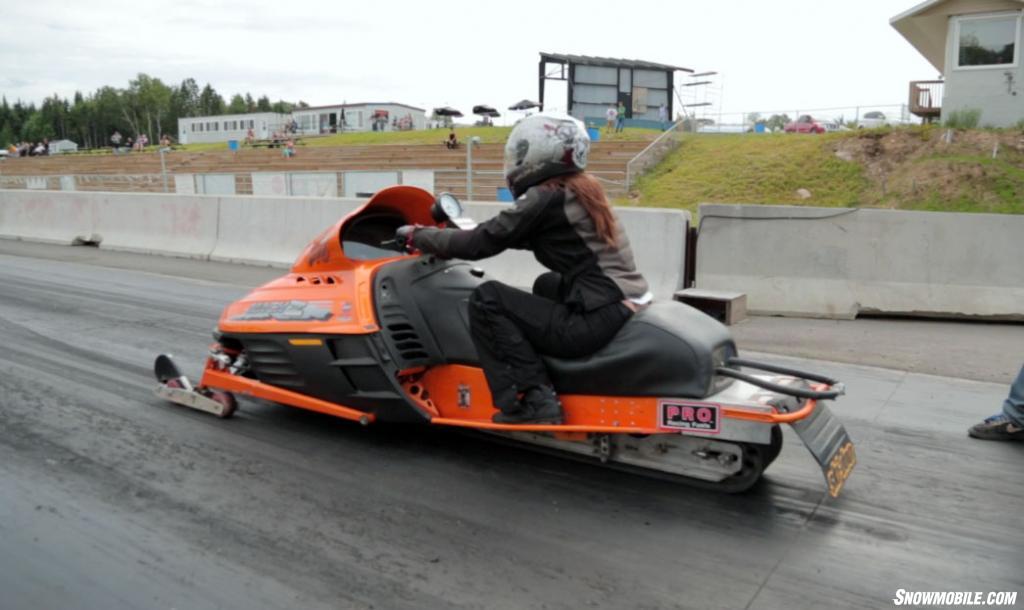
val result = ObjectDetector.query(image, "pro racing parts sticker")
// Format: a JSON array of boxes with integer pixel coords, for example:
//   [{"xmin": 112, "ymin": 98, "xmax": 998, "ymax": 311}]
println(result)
[
  {"xmin": 231, "ymin": 300, "xmax": 334, "ymax": 322},
  {"xmin": 658, "ymin": 400, "xmax": 721, "ymax": 434}
]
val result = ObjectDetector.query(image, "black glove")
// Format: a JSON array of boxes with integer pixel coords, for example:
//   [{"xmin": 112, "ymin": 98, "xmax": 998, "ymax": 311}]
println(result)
[{"xmin": 394, "ymin": 225, "xmax": 421, "ymax": 253}]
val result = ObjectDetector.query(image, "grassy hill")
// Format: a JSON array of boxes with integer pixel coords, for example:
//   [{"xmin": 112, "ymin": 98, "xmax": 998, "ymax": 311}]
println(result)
[
  {"xmin": 181, "ymin": 126, "xmax": 658, "ymax": 151},
  {"xmin": 627, "ymin": 126, "xmax": 1024, "ymax": 215}
]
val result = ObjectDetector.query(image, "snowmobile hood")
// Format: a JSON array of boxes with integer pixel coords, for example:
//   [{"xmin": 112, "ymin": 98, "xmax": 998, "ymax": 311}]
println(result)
[{"xmin": 217, "ymin": 185, "xmax": 437, "ymax": 335}]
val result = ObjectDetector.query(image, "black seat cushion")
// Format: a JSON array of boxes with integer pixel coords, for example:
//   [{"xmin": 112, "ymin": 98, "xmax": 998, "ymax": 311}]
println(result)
[{"xmin": 544, "ymin": 301, "xmax": 736, "ymax": 398}]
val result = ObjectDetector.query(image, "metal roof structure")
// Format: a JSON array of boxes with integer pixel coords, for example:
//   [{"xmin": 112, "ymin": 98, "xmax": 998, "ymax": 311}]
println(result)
[
  {"xmin": 538, "ymin": 52, "xmax": 693, "ymax": 123},
  {"xmin": 539, "ymin": 52, "xmax": 693, "ymax": 73}
]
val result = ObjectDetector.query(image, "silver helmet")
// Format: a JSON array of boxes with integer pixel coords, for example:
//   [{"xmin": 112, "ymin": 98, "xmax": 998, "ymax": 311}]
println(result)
[{"xmin": 503, "ymin": 112, "xmax": 590, "ymax": 198}]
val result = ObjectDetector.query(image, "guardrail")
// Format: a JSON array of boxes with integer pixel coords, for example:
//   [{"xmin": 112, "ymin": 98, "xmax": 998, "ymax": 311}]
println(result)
[{"xmin": 625, "ymin": 121, "xmax": 685, "ymax": 193}]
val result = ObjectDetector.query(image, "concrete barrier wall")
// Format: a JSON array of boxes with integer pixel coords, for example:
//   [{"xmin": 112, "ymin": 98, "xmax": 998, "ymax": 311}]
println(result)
[
  {"xmin": 0, "ymin": 190, "xmax": 689, "ymax": 297},
  {"xmin": 0, "ymin": 190, "xmax": 97, "ymax": 244},
  {"xmin": 210, "ymin": 196, "xmax": 362, "ymax": 266},
  {"xmin": 91, "ymin": 193, "xmax": 220, "ymax": 258},
  {"xmin": 696, "ymin": 204, "xmax": 1024, "ymax": 319}
]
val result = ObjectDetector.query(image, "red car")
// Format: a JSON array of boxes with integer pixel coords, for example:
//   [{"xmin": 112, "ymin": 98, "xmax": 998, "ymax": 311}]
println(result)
[{"xmin": 784, "ymin": 115, "xmax": 825, "ymax": 134}]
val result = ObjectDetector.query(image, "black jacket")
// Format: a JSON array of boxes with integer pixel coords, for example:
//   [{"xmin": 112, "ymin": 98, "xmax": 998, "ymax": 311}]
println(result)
[{"xmin": 413, "ymin": 186, "xmax": 649, "ymax": 311}]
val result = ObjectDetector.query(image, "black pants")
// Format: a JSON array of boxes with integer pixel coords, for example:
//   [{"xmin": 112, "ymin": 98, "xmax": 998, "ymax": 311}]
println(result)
[{"xmin": 468, "ymin": 277, "xmax": 632, "ymax": 412}]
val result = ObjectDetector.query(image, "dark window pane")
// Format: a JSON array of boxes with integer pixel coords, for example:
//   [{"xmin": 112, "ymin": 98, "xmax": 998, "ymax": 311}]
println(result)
[{"xmin": 959, "ymin": 16, "xmax": 1017, "ymax": 66}]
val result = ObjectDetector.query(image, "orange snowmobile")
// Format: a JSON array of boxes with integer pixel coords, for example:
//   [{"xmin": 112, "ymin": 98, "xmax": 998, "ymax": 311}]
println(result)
[{"xmin": 154, "ymin": 186, "xmax": 856, "ymax": 497}]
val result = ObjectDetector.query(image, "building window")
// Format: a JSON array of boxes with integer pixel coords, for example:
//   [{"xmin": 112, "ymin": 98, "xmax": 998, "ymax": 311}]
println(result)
[{"xmin": 956, "ymin": 12, "xmax": 1020, "ymax": 68}]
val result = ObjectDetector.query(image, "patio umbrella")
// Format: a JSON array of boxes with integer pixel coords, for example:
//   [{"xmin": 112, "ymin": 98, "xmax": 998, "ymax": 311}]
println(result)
[
  {"xmin": 472, "ymin": 104, "xmax": 501, "ymax": 118},
  {"xmin": 432, "ymin": 106, "xmax": 464, "ymax": 118},
  {"xmin": 508, "ymin": 99, "xmax": 541, "ymax": 111}
]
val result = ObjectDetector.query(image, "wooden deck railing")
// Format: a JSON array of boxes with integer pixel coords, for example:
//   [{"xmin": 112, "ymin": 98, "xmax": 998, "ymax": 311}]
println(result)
[{"xmin": 909, "ymin": 80, "xmax": 943, "ymax": 120}]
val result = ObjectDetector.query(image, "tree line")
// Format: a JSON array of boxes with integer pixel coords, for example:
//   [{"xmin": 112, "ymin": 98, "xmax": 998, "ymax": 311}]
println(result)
[{"xmin": 0, "ymin": 73, "xmax": 307, "ymax": 150}]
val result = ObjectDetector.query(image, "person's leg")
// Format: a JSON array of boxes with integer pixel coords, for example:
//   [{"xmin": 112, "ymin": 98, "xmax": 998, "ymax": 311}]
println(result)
[
  {"xmin": 527, "ymin": 300, "xmax": 632, "ymax": 360},
  {"xmin": 968, "ymin": 363, "xmax": 1024, "ymax": 440},
  {"xmin": 531, "ymin": 272, "xmax": 561, "ymax": 301},
  {"xmin": 1002, "ymin": 364, "xmax": 1024, "ymax": 425},
  {"xmin": 468, "ymin": 281, "xmax": 558, "ymax": 415}
]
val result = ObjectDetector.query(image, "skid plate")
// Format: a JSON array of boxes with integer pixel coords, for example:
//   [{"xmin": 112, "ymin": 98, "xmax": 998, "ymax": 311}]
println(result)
[{"xmin": 154, "ymin": 384, "xmax": 229, "ymax": 417}]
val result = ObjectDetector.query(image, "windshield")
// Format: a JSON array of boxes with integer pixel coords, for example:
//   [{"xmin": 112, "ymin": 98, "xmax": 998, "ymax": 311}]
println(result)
[{"xmin": 341, "ymin": 213, "xmax": 406, "ymax": 260}]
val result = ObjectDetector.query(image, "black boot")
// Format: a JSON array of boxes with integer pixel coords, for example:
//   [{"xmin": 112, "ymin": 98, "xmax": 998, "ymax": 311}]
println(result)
[{"xmin": 492, "ymin": 385, "xmax": 564, "ymax": 424}]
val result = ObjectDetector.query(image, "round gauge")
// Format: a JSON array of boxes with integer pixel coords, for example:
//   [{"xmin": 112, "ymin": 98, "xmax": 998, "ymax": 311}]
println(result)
[{"xmin": 438, "ymin": 193, "xmax": 462, "ymax": 219}]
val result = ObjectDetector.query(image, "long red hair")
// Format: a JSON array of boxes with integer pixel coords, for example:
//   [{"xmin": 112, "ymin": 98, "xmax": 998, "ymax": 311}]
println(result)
[{"xmin": 542, "ymin": 173, "xmax": 618, "ymax": 246}]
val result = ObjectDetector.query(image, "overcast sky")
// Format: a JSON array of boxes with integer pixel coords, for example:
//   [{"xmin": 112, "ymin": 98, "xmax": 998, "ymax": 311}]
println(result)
[{"xmin": 1, "ymin": 0, "xmax": 937, "ymax": 123}]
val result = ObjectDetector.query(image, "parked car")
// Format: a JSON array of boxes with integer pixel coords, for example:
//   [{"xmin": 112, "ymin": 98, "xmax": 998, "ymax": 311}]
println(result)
[
  {"xmin": 857, "ymin": 111, "xmax": 889, "ymax": 129},
  {"xmin": 822, "ymin": 120, "xmax": 850, "ymax": 132},
  {"xmin": 784, "ymin": 115, "xmax": 825, "ymax": 134}
]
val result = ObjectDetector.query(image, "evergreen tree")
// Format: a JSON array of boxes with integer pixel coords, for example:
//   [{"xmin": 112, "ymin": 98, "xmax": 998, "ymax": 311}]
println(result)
[
  {"xmin": 227, "ymin": 94, "xmax": 248, "ymax": 114},
  {"xmin": 0, "ymin": 123, "xmax": 14, "ymax": 148},
  {"xmin": 198, "ymin": 84, "xmax": 225, "ymax": 116}
]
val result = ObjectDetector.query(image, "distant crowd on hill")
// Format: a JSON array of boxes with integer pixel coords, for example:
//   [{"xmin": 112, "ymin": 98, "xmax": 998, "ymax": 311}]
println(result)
[
  {"xmin": 7, "ymin": 139, "xmax": 50, "ymax": 157},
  {"xmin": 108, "ymin": 130, "xmax": 175, "ymax": 154}
]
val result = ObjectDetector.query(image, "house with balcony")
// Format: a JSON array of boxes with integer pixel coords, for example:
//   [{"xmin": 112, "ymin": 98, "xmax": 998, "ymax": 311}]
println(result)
[{"xmin": 891, "ymin": 0, "xmax": 1023, "ymax": 126}]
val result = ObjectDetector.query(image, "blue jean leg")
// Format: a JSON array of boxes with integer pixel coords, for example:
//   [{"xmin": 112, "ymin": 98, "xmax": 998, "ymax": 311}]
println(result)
[{"xmin": 1003, "ymin": 363, "xmax": 1024, "ymax": 426}]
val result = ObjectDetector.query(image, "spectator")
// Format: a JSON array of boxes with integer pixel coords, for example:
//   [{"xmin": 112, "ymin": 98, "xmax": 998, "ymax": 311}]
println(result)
[
  {"xmin": 283, "ymin": 138, "xmax": 296, "ymax": 158},
  {"xmin": 245, "ymin": 128, "xmax": 255, "ymax": 146},
  {"xmin": 137, "ymin": 133, "xmax": 148, "ymax": 151},
  {"xmin": 969, "ymin": 364, "xmax": 1024, "ymax": 441},
  {"xmin": 659, "ymin": 103, "xmax": 669, "ymax": 130},
  {"xmin": 605, "ymin": 104, "xmax": 617, "ymax": 133},
  {"xmin": 616, "ymin": 101, "xmax": 626, "ymax": 133},
  {"xmin": 111, "ymin": 130, "xmax": 122, "ymax": 154},
  {"xmin": 445, "ymin": 129, "xmax": 458, "ymax": 149},
  {"xmin": 124, "ymin": 136, "xmax": 134, "ymax": 152},
  {"xmin": 159, "ymin": 134, "xmax": 172, "ymax": 150}
]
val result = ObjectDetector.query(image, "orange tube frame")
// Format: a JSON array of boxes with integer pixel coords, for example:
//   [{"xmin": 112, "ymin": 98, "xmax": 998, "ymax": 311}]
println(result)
[
  {"xmin": 200, "ymin": 363, "xmax": 825, "ymax": 433},
  {"xmin": 201, "ymin": 368, "xmax": 375, "ymax": 425}
]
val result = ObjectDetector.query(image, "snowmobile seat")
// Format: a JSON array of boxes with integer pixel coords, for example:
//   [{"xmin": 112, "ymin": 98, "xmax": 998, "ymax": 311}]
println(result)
[{"xmin": 543, "ymin": 300, "xmax": 736, "ymax": 399}]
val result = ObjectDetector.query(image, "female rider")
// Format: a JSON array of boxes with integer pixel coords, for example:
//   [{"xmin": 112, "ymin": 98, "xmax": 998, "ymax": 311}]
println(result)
[{"xmin": 395, "ymin": 114, "xmax": 651, "ymax": 424}]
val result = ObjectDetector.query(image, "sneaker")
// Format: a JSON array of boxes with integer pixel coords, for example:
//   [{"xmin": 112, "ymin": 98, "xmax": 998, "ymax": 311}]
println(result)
[
  {"xmin": 968, "ymin": 413, "xmax": 1024, "ymax": 441},
  {"xmin": 492, "ymin": 386, "xmax": 564, "ymax": 425}
]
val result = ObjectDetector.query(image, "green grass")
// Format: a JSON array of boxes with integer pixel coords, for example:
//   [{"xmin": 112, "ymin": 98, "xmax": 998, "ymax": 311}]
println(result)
[
  {"xmin": 625, "ymin": 128, "xmax": 1024, "ymax": 215},
  {"xmin": 178, "ymin": 126, "xmax": 658, "ymax": 152},
  {"xmin": 627, "ymin": 133, "xmax": 868, "ymax": 213},
  {"xmin": 894, "ymin": 155, "xmax": 1024, "ymax": 214}
]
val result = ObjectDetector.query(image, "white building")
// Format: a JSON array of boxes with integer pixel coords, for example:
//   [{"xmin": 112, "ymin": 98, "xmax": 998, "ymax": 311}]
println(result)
[
  {"xmin": 178, "ymin": 112, "xmax": 290, "ymax": 145},
  {"xmin": 291, "ymin": 102, "xmax": 427, "ymax": 135},
  {"xmin": 892, "ymin": 0, "xmax": 1024, "ymax": 127},
  {"xmin": 48, "ymin": 139, "xmax": 79, "ymax": 154}
]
